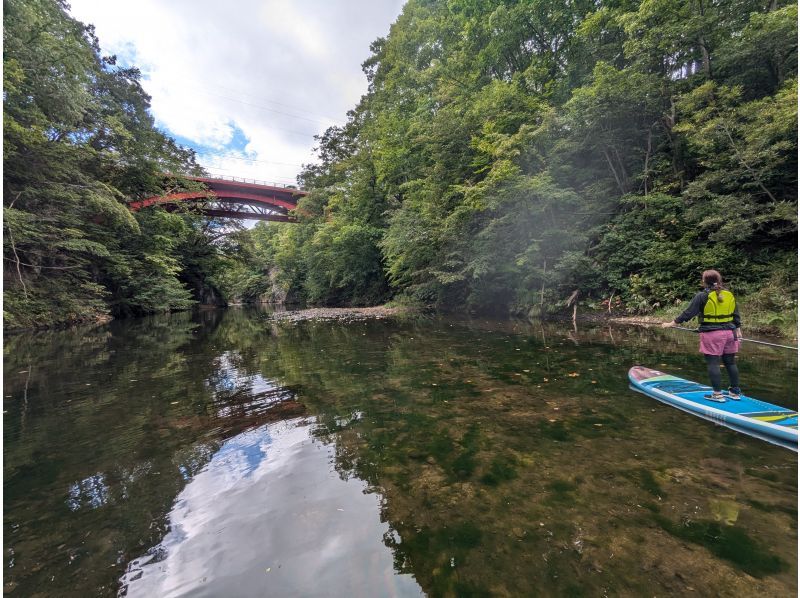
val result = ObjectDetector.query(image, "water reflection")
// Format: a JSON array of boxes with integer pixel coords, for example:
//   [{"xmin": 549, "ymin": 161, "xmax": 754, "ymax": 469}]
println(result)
[
  {"xmin": 67, "ymin": 473, "xmax": 111, "ymax": 511},
  {"xmin": 3, "ymin": 308, "xmax": 797, "ymax": 596},
  {"xmin": 121, "ymin": 418, "xmax": 422, "ymax": 597}
]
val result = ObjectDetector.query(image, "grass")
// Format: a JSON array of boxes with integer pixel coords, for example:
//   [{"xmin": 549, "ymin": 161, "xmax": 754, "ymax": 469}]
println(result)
[{"xmin": 648, "ymin": 294, "xmax": 797, "ymax": 340}]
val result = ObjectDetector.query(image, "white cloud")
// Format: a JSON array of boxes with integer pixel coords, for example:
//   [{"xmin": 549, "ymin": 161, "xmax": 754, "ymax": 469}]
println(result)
[{"xmin": 68, "ymin": 0, "xmax": 406, "ymax": 184}]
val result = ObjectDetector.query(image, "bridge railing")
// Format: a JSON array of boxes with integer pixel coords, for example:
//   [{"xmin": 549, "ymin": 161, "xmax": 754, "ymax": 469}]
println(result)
[
  {"xmin": 203, "ymin": 174, "xmax": 300, "ymax": 189},
  {"xmin": 166, "ymin": 171, "xmax": 300, "ymax": 190}
]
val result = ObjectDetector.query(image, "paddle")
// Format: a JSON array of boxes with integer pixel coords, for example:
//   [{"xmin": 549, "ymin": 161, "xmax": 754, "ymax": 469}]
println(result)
[{"xmin": 670, "ymin": 326, "xmax": 798, "ymax": 351}]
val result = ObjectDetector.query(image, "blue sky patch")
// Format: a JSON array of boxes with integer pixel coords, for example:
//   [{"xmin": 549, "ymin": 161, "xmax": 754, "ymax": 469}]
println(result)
[{"xmin": 169, "ymin": 122, "xmax": 251, "ymax": 162}]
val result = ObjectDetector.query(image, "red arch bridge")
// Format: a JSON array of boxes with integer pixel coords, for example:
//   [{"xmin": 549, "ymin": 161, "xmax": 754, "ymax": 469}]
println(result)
[{"xmin": 128, "ymin": 175, "xmax": 307, "ymax": 222}]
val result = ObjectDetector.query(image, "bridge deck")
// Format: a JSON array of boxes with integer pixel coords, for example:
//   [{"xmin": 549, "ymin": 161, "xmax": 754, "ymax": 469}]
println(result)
[{"xmin": 128, "ymin": 175, "xmax": 307, "ymax": 221}]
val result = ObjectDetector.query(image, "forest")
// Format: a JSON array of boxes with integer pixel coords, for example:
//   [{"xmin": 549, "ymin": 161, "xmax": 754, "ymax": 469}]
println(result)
[{"xmin": 4, "ymin": 0, "xmax": 797, "ymax": 332}]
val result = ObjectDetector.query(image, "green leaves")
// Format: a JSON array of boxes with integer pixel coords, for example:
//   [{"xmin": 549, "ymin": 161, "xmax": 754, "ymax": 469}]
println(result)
[
  {"xmin": 3, "ymin": 0, "xmax": 204, "ymax": 327},
  {"xmin": 275, "ymin": 0, "xmax": 798, "ymax": 316},
  {"xmin": 9, "ymin": 0, "xmax": 794, "ymax": 325},
  {"xmin": 677, "ymin": 78, "xmax": 797, "ymax": 246}
]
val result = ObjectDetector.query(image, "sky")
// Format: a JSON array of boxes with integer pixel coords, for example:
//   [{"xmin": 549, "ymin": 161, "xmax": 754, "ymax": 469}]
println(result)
[{"xmin": 67, "ymin": 0, "xmax": 406, "ymax": 188}]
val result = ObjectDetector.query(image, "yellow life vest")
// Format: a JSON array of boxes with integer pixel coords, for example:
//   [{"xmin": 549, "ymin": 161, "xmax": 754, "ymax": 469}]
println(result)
[{"xmin": 702, "ymin": 289, "xmax": 736, "ymax": 323}]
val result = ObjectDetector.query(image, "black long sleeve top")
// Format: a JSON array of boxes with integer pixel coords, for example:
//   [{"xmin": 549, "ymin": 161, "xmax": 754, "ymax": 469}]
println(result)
[{"xmin": 674, "ymin": 289, "xmax": 741, "ymax": 332}]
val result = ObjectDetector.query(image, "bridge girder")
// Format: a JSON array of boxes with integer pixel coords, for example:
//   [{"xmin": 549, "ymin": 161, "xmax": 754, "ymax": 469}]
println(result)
[{"xmin": 128, "ymin": 176, "xmax": 307, "ymax": 222}]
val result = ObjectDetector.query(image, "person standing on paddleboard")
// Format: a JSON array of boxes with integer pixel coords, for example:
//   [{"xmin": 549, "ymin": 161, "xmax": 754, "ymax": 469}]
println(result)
[{"xmin": 661, "ymin": 269, "xmax": 743, "ymax": 403}]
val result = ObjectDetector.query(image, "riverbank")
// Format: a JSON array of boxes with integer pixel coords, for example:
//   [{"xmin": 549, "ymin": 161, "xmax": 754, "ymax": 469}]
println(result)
[
  {"xmin": 596, "ymin": 310, "xmax": 797, "ymax": 341},
  {"xmin": 553, "ymin": 311, "xmax": 797, "ymax": 344},
  {"xmin": 267, "ymin": 305, "xmax": 413, "ymax": 324},
  {"xmin": 6, "ymin": 300, "xmax": 794, "ymax": 344}
]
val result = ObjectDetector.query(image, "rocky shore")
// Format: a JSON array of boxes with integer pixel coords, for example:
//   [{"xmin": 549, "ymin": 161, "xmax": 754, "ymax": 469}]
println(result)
[{"xmin": 268, "ymin": 305, "xmax": 411, "ymax": 324}]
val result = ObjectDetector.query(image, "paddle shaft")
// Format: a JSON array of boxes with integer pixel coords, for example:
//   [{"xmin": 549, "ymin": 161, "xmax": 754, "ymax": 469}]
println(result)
[{"xmin": 672, "ymin": 326, "xmax": 798, "ymax": 351}]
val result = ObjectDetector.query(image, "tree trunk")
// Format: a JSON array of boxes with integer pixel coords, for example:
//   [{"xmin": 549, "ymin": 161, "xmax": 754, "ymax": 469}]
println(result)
[
  {"xmin": 540, "ymin": 258, "xmax": 547, "ymax": 307},
  {"xmin": 698, "ymin": 36, "xmax": 711, "ymax": 78},
  {"xmin": 643, "ymin": 126, "xmax": 653, "ymax": 197},
  {"xmin": 603, "ymin": 148, "xmax": 626, "ymax": 196},
  {"xmin": 612, "ymin": 146, "xmax": 629, "ymax": 193}
]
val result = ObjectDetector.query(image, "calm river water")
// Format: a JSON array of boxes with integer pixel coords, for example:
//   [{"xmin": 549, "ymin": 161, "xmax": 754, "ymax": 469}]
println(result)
[{"xmin": 3, "ymin": 308, "xmax": 797, "ymax": 597}]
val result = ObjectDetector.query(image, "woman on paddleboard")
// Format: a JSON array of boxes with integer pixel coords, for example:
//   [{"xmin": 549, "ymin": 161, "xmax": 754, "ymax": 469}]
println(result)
[{"xmin": 662, "ymin": 269, "xmax": 743, "ymax": 402}]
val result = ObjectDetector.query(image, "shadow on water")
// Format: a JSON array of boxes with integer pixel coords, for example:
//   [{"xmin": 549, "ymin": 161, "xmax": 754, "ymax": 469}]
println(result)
[{"xmin": 3, "ymin": 308, "xmax": 797, "ymax": 596}]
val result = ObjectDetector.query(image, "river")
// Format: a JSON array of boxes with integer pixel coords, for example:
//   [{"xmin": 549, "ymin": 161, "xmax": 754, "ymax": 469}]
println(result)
[{"xmin": 3, "ymin": 308, "xmax": 797, "ymax": 596}]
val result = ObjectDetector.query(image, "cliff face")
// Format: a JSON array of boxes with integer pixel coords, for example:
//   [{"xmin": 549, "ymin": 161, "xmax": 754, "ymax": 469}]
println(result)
[
  {"xmin": 179, "ymin": 272, "xmax": 227, "ymax": 307},
  {"xmin": 256, "ymin": 268, "xmax": 300, "ymax": 305}
]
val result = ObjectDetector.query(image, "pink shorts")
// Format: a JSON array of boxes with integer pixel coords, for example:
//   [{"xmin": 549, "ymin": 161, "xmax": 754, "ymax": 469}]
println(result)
[{"xmin": 699, "ymin": 329, "xmax": 740, "ymax": 355}]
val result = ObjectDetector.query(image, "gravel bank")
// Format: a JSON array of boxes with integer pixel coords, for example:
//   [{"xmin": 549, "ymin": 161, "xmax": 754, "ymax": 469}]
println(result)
[{"xmin": 268, "ymin": 306, "xmax": 410, "ymax": 324}]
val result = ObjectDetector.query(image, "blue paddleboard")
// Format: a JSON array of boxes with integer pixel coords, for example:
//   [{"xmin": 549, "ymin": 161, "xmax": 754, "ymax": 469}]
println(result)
[{"xmin": 628, "ymin": 366, "xmax": 798, "ymax": 452}]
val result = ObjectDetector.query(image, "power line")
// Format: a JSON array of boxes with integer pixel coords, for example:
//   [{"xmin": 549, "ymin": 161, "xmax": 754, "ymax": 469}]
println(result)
[
  {"xmin": 194, "ymin": 151, "xmax": 305, "ymax": 167},
  {"xmin": 202, "ymin": 166, "xmax": 299, "ymax": 183},
  {"xmin": 189, "ymin": 81, "xmax": 344, "ymax": 124},
  {"xmin": 202, "ymin": 163, "xmax": 299, "ymax": 178},
  {"xmin": 196, "ymin": 90, "xmax": 338, "ymax": 127}
]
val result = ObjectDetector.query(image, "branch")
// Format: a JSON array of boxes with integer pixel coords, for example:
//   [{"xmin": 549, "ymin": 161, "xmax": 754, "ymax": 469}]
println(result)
[
  {"xmin": 3, "ymin": 256, "xmax": 82, "ymax": 269},
  {"xmin": 8, "ymin": 190, "xmax": 23, "ymax": 209},
  {"xmin": 602, "ymin": 147, "xmax": 627, "ymax": 196},
  {"xmin": 720, "ymin": 122, "xmax": 777, "ymax": 202},
  {"xmin": 5, "ymin": 225, "xmax": 28, "ymax": 297}
]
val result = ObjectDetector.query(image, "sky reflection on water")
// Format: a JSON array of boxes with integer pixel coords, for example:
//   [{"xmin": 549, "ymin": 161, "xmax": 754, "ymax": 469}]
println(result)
[{"xmin": 120, "ymin": 417, "xmax": 422, "ymax": 598}]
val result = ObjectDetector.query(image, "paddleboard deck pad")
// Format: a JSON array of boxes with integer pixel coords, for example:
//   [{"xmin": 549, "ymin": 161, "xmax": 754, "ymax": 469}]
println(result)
[{"xmin": 629, "ymin": 366, "xmax": 798, "ymax": 452}]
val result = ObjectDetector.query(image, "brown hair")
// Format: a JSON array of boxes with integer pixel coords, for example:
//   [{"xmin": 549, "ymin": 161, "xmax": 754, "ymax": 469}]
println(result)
[{"xmin": 702, "ymin": 269, "xmax": 724, "ymax": 301}]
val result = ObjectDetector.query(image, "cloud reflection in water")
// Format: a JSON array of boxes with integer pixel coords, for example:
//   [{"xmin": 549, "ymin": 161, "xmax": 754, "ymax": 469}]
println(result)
[{"xmin": 121, "ymin": 417, "xmax": 422, "ymax": 597}]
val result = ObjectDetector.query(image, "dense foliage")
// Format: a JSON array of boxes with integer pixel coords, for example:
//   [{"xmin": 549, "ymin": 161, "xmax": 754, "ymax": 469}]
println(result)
[
  {"xmin": 2, "ymin": 0, "xmax": 233, "ymax": 328},
  {"xmin": 240, "ymin": 0, "xmax": 796, "ymax": 318},
  {"xmin": 4, "ymin": 0, "xmax": 797, "ymax": 329}
]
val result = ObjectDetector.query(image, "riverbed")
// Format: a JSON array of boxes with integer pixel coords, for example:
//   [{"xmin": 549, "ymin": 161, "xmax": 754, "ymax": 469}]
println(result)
[{"xmin": 3, "ymin": 307, "xmax": 797, "ymax": 596}]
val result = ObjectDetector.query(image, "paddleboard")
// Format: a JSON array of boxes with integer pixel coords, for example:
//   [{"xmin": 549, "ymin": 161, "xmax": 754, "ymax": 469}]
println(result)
[{"xmin": 628, "ymin": 366, "xmax": 798, "ymax": 452}]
